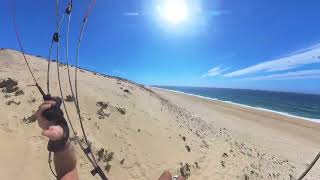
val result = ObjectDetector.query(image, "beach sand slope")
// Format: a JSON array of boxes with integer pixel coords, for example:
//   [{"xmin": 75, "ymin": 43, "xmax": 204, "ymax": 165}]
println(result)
[{"xmin": 0, "ymin": 49, "xmax": 319, "ymax": 179}]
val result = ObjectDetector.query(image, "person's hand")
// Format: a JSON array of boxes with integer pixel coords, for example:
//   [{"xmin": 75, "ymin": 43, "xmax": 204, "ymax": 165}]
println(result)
[{"xmin": 36, "ymin": 100, "xmax": 64, "ymax": 141}]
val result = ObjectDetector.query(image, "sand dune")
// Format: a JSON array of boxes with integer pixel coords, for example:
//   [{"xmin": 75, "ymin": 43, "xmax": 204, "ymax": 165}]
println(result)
[{"xmin": 0, "ymin": 48, "xmax": 319, "ymax": 179}]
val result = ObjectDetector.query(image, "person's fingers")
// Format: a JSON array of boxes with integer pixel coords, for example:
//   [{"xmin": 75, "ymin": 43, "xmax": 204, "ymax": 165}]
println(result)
[
  {"xmin": 158, "ymin": 170, "xmax": 172, "ymax": 180},
  {"xmin": 36, "ymin": 103, "xmax": 51, "ymax": 128},
  {"xmin": 41, "ymin": 129, "xmax": 56, "ymax": 140},
  {"xmin": 42, "ymin": 100, "xmax": 56, "ymax": 106},
  {"xmin": 38, "ymin": 119, "xmax": 49, "ymax": 129},
  {"xmin": 36, "ymin": 101, "xmax": 57, "ymax": 129},
  {"xmin": 38, "ymin": 100, "xmax": 56, "ymax": 112},
  {"xmin": 36, "ymin": 103, "xmax": 51, "ymax": 116},
  {"xmin": 36, "ymin": 102, "xmax": 55, "ymax": 119},
  {"xmin": 41, "ymin": 125, "xmax": 64, "ymax": 140}
]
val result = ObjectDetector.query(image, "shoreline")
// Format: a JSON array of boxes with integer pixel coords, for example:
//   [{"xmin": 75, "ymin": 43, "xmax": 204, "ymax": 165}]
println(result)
[{"xmin": 151, "ymin": 86, "xmax": 320, "ymax": 123}]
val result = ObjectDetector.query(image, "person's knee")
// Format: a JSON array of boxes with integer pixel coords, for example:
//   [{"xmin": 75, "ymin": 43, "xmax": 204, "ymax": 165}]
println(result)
[{"xmin": 158, "ymin": 170, "xmax": 172, "ymax": 180}]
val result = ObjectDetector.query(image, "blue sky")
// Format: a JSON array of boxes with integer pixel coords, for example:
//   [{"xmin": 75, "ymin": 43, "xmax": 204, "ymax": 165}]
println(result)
[{"xmin": 1, "ymin": 0, "xmax": 320, "ymax": 94}]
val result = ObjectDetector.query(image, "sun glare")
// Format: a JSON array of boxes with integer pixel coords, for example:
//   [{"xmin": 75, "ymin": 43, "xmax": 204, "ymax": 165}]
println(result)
[{"xmin": 158, "ymin": 0, "xmax": 189, "ymax": 24}]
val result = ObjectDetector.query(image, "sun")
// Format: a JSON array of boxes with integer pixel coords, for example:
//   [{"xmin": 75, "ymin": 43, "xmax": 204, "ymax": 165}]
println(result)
[{"xmin": 158, "ymin": 0, "xmax": 189, "ymax": 24}]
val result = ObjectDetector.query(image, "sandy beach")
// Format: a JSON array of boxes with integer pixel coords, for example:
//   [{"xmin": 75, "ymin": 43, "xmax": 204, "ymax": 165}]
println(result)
[{"xmin": 0, "ymin": 49, "xmax": 320, "ymax": 180}]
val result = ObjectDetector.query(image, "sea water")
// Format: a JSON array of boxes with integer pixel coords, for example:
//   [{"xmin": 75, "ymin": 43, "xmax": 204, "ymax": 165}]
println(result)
[{"xmin": 154, "ymin": 86, "xmax": 320, "ymax": 121}]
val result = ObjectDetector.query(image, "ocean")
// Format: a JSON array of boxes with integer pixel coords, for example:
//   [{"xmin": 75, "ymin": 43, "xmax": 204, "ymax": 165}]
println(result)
[{"xmin": 154, "ymin": 86, "xmax": 320, "ymax": 121}]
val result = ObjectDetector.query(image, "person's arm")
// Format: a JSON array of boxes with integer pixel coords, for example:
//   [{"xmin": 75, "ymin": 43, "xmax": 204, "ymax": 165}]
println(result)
[
  {"xmin": 54, "ymin": 140, "xmax": 78, "ymax": 180},
  {"xmin": 36, "ymin": 101, "xmax": 79, "ymax": 180}
]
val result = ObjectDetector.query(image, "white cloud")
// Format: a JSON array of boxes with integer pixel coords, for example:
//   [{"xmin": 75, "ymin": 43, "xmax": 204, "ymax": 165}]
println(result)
[
  {"xmin": 242, "ymin": 70, "xmax": 320, "ymax": 81},
  {"xmin": 202, "ymin": 66, "xmax": 228, "ymax": 78},
  {"xmin": 123, "ymin": 12, "xmax": 140, "ymax": 16},
  {"xmin": 224, "ymin": 43, "xmax": 320, "ymax": 77}
]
